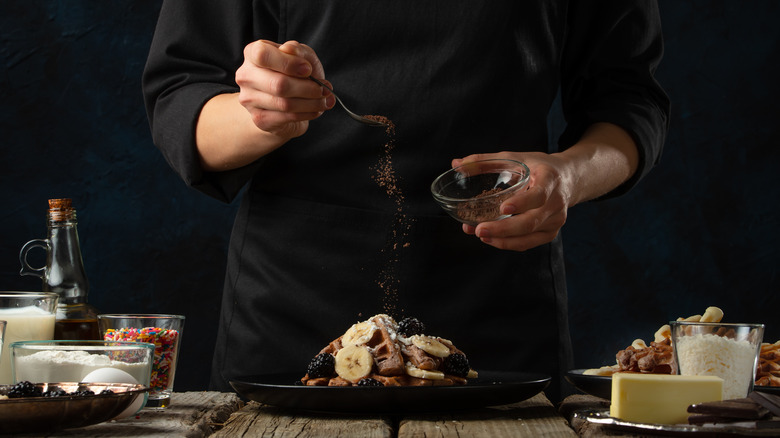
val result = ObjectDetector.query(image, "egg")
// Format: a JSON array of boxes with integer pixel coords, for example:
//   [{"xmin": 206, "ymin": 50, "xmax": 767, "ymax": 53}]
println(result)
[
  {"xmin": 82, "ymin": 368, "xmax": 145, "ymax": 419},
  {"xmin": 82, "ymin": 367, "xmax": 138, "ymax": 385}
]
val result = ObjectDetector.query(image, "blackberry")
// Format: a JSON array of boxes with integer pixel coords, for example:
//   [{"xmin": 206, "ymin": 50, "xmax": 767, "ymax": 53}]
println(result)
[
  {"xmin": 100, "ymin": 389, "xmax": 115, "ymax": 395},
  {"xmin": 441, "ymin": 353, "xmax": 470, "ymax": 378},
  {"xmin": 43, "ymin": 388, "xmax": 69, "ymax": 398},
  {"xmin": 70, "ymin": 389, "xmax": 95, "ymax": 397},
  {"xmin": 398, "ymin": 317, "xmax": 425, "ymax": 337},
  {"xmin": 357, "ymin": 378, "xmax": 383, "ymax": 387},
  {"xmin": 306, "ymin": 353, "xmax": 336, "ymax": 378},
  {"xmin": 7, "ymin": 381, "xmax": 42, "ymax": 398}
]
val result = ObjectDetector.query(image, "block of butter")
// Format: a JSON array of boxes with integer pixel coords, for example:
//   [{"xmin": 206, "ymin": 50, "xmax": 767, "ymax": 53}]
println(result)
[{"xmin": 610, "ymin": 373, "xmax": 723, "ymax": 424}]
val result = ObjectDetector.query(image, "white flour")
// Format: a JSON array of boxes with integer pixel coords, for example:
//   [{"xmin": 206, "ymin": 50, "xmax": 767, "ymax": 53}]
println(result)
[
  {"xmin": 675, "ymin": 333, "xmax": 757, "ymax": 399},
  {"xmin": 14, "ymin": 350, "xmax": 150, "ymax": 385}
]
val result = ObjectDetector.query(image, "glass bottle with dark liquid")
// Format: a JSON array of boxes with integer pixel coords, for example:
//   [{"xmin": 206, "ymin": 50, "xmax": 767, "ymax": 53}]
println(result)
[{"xmin": 20, "ymin": 198, "xmax": 100, "ymax": 340}]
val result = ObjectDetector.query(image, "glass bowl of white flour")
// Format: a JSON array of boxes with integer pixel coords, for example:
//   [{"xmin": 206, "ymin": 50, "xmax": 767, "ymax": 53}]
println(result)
[{"xmin": 10, "ymin": 340, "xmax": 153, "ymax": 389}]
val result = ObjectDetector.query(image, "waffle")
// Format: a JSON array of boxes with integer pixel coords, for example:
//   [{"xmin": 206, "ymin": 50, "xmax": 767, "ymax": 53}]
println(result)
[
  {"xmin": 756, "ymin": 341, "xmax": 780, "ymax": 387},
  {"xmin": 301, "ymin": 314, "xmax": 476, "ymax": 387}
]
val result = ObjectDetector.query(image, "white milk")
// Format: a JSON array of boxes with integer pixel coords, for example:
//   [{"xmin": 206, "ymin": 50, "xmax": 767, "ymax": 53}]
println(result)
[{"xmin": 0, "ymin": 307, "xmax": 56, "ymax": 384}]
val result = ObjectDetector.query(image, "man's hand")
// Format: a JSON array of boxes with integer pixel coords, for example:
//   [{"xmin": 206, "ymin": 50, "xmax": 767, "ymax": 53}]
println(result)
[
  {"xmin": 454, "ymin": 122, "xmax": 639, "ymax": 252},
  {"xmin": 236, "ymin": 40, "xmax": 335, "ymax": 137}
]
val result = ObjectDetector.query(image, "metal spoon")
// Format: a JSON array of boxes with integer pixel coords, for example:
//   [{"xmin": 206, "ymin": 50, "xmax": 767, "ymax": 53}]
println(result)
[{"xmin": 309, "ymin": 77, "xmax": 387, "ymax": 127}]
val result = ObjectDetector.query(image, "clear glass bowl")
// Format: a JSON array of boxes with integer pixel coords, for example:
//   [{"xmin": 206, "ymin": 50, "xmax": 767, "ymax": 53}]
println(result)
[
  {"xmin": 11, "ymin": 340, "xmax": 154, "ymax": 388},
  {"xmin": 98, "ymin": 314, "xmax": 184, "ymax": 409},
  {"xmin": 671, "ymin": 321, "xmax": 764, "ymax": 399},
  {"xmin": 431, "ymin": 159, "xmax": 530, "ymax": 226}
]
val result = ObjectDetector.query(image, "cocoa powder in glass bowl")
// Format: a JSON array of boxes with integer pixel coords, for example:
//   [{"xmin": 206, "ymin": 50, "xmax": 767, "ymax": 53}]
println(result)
[{"xmin": 430, "ymin": 159, "xmax": 530, "ymax": 226}]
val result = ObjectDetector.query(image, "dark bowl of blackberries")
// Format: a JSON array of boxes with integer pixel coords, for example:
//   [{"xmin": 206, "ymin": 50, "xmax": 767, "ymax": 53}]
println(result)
[
  {"xmin": 0, "ymin": 381, "xmax": 147, "ymax": 433},
  {"xmin": 431, "ymin": 159, "xmax": 530, "ymax": 226}
]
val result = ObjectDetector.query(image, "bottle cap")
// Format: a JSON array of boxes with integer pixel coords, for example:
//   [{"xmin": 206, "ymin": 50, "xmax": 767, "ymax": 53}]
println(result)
[
  {"xmin": 48, "ymin": 198, "xmax": 75, "ymax": 222},
  {"xmin": 48, "ymin": 198, "xmax": 73, "ymax": 210}
]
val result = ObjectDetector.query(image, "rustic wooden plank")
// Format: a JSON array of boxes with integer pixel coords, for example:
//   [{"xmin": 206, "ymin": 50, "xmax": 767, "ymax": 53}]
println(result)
[
  {"xmin": 212, "ymin": 401, "xmax": 395, "ymax": 438},
  {"xmin": 24, "ymin": 392, "xmax": 242, "ymax": 437},
  {"xmin": 398, "ymin": 392, "xmax": 578, "ymax": 438}
]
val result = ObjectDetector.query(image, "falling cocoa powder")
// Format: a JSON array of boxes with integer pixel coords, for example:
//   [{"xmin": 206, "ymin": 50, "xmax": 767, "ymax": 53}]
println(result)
[{"xmin": 366, "ymin": 115, "xmax": 414, "ymax": 316}]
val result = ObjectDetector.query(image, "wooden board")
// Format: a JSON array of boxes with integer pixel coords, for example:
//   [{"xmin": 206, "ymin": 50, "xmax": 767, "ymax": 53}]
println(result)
[
  {"xmin": 24, "ymin": 392, "xmax": 242, "ymax": 438},
  {"xmin": 398, "ymin": 392, "xmax": 578, "ymax": 437},
  {"xmin": 213, "ymin": 402, "xmax": 395, "ymax": 438}
]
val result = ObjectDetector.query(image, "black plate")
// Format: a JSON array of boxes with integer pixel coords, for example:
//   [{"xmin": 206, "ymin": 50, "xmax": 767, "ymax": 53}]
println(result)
[
  {"xmin": 0, "ymin": 382, "xmax": 147, "ymax": 434},
  {"xmin": 566, "ymin": 369, "xmax": 780, "ymax": 400},
  {"xmin": 230, "ymin": 371, "xmax": 550, "ymax": 413},
  {"xmin": 565, "ymin": 369, "xmax": 612, "ymax": 399},
  {"xmin": 755, "ymin": 385, "xmax": 780, "ymax": 396}
]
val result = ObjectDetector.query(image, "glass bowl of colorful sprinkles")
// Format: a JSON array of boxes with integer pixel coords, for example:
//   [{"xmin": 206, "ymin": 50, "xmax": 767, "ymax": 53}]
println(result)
[{"xmin": 97, "ymin": 314, "xmax": 184, "ymax": 409}]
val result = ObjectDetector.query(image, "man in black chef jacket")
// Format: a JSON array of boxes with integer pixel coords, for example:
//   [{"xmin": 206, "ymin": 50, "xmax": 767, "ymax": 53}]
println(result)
[{"xmin": 143, "ymin": 0, "xmax": 669, "ymax": 402}]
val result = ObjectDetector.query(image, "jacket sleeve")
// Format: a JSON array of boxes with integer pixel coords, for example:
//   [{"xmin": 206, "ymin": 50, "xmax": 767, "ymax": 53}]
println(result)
[
  {"xmin": 559, "ymin": 0, "xmax": 670, "ymax": 198},
  {"xmin": 142, "ymin": 0, "xmax": 279, "ymax": 203}
]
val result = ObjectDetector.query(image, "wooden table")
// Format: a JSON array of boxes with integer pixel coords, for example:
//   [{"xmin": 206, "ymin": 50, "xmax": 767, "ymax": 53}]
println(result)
[
  {"xmin": 21, "ymin": 392, "xmax": 242, "ymax": 438},
  {"xmin": 25, "ymin": 391, "xmax": 655, "ymax": 437},
  {"xmin": 560, "ymin": 394, "xmax": 653, "ymax": 438},
  {"xmin": 213, "ymin": 392, "xmax": 577, "ymax": 437}
]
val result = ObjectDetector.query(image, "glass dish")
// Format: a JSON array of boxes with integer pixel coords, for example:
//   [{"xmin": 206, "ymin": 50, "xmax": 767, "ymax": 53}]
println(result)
[{"xmin": 431, "ymin": 159, "xmax": 530, "ymax": 226}]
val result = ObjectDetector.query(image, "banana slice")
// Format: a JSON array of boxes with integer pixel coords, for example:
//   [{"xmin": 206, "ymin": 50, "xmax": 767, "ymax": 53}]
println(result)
[
  {"xmin": 654, "ymin": 324, "xmax": 671, "ymax": 342},
  {"xmin": 342, "ymin": 321, "xmax": 377, "ymax": 346},
  {"xmin": 631, "ymin": 339, "xmax": 648, "ymax": 349},
  {"xmin": 410, "ymin": 335, "xmax": 451, "ymax": 358},
  {"xmin": 701, "ymin": 306, "xmax": 724, "ymax": 323},
  {"xmin": 405, "ymin": 364, "xmax": 445, "ymax": 380},
  {"xmin": 677, "ymin": 315, "xmax": 702, "ymax": 322},
  {"xmin": 335, "ymin": 345, "xmax": 374, "ymax": 381}
]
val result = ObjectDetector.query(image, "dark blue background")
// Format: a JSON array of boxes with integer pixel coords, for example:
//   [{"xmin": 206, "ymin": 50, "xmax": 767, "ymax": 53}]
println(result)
[{"xmin": 1, "ymin": 1, "xmax": 778, "ymax": 391}]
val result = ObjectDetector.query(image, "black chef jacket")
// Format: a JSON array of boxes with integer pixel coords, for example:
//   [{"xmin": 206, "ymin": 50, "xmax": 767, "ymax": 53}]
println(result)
[{"xmin": 143, "ymin": 0, "xmax": 669, "ymax": 402}]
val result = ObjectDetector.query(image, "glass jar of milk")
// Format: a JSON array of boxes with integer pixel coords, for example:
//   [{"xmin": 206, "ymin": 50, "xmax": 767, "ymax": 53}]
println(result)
[{"xmin": 0, "ymin": 292, "xmax": 57, "ymax": 384}]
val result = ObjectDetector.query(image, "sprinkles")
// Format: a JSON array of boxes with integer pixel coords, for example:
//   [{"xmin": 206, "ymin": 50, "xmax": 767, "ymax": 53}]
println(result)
[{"xmin": 104, "ymin": 327, "xmax": 180, "ymax": 392}]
